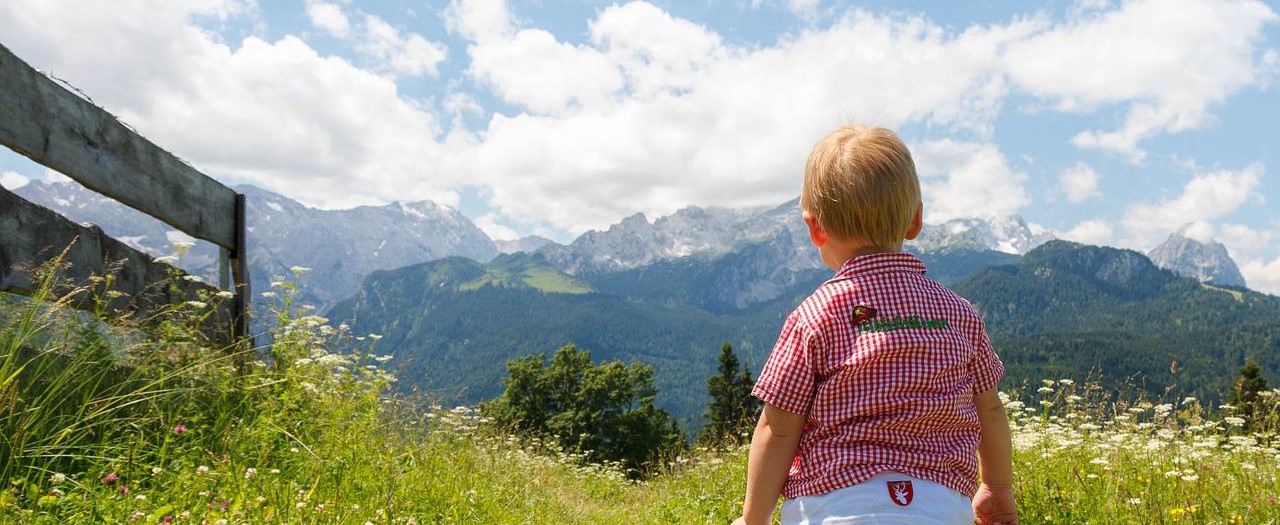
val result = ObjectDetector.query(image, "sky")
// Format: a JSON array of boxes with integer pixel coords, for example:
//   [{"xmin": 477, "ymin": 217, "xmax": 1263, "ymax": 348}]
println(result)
[{"xmin": 1, "ymin": 0, "xmax": 1278, "ymax": 292}]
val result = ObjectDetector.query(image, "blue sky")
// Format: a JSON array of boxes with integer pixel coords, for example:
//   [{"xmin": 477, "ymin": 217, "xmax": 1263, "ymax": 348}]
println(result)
[{"xmin": 1, "ymin": 0, "xmax": 1278, "ymax": 291}]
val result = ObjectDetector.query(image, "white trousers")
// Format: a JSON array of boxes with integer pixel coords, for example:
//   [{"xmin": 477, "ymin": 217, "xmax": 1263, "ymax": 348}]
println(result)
[{"xmin": 780, "ymin": 472, "xmax": 974, "ymax": 525}]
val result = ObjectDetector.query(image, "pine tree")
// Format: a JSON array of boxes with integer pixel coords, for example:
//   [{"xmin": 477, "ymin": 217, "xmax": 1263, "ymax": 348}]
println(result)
[
  {"xmin": 701, "ymin": 342, "xmax": 761, "ymax": 447},
  {"xmin": 1229, "ymin": 360, "xmax": 1269, "ymax": 428}
]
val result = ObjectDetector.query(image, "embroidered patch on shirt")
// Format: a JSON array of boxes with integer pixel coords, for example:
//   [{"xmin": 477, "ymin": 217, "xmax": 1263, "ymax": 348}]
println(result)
[
  {"xmin": 887, "ymin": 480, "xmax": 914, "ymax": 506},
  {"xmin": 851, "ymin": 305, "xmax": 877, "ymax": 325}
]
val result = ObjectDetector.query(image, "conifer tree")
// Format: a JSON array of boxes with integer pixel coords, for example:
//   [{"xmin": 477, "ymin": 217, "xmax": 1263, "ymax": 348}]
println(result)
[
  {"xmin": 1230, "ymin": 360, "xmax": 1270, "ymax": 428},
  {"xmin": 701, "ymin": 342, "xmax": 761, "ymax": 447}
]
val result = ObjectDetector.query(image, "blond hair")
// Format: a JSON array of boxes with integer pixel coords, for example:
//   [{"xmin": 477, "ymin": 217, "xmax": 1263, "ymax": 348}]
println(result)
[{"xmin": 801, "ymin": 125, "xmax": 920, "ymax": 248}]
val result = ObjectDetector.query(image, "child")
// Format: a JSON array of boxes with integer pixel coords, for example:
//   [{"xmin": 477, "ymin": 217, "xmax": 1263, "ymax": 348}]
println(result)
[{"xmin": 732, "ymin": 125, "xmax": 1017, "ymax": 525}]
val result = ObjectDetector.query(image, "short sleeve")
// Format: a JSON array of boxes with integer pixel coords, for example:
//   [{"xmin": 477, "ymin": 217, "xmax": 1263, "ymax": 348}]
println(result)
[
  {"xmin": 969, "ymin": 316, "xmax": 1005, "ymax": 394},
  {"xmin": 752, "ymin": 311, "xmax": 818, "ymax": 415}
]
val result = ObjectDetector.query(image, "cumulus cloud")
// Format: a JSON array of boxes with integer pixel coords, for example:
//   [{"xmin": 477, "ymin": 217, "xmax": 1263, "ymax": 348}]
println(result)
[
  {"xmin": 1005, "ymin": 0, "xmax": 1278, "ymax": 162},
  {"xmin": 0, "ymin": 171, "xmax": 31, "ymax": 190},
  {"xmin": 1059, "ymin": 162, "xmax": 1101, "ymax": 203},
  {"xmin": 0, "ymin": 0, "xmax": 459, "ymax": 210},
  {"xmin": 1239, "ymin": 257, "xmax": 1280, "ymax": 296},
  {"xmin": 305, "ymin": 0, "xmax": 351, "ymax": 38},
  {"xmin": 358, "ymin": 14, "xmax": 448, "ymax": 77},
  {"xmin": 1120, "ymin": 164, "xmax": 1264, "ymax": 248},
  {"xmin": 912, "ymin": 140, "xmax": 1030, "ymax": 222},
  {"xmin": 1061, "ymin": 219, "xmax": 1115, "ymax": 246}
]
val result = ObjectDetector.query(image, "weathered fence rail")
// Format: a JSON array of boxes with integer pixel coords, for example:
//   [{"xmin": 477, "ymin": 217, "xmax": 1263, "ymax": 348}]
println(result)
[{"xmin": 0, "ymin": 42, "xmax": 250, "ymax": 347}]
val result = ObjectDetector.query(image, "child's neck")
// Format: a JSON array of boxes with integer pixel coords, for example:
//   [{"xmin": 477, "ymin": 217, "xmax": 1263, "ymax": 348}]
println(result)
[{"xmin": 821, "ymin": 237, "xmax": 904, "ymax": 271}]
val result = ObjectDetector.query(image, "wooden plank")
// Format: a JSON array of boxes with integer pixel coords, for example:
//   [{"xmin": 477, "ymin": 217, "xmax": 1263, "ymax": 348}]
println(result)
[
  {"xmin": 0, "ymin": 187, "xmax": 237, "ymax": 346},
  {"xmin": 0, "ymin": 43, "xmax": 237, "ymax": 249}
]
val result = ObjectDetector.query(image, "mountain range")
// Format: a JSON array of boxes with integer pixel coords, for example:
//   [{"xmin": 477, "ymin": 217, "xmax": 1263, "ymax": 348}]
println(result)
[{"xmin": 9, "ymin": 179, "xmax": 1268, "ymax": 427}]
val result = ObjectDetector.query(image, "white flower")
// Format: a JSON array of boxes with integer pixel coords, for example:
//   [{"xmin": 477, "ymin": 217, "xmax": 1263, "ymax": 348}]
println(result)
[
  {"xmin": 375, "ymin": 355, "xmax": 393, "ymax": 363},
  {"xmin": 290, "ymin": 266, "xmax": 311, "ymax": 276},
  {"xmin": 154, "ymin": 255, "xmax": 179, "ymax": 264},
  {"xmin": 1037, "ymin": 386, "xmax": 1054, "ymax": 394},
  {"xmin": 369, "ymin": 334, "xmax": 383, "ymax": 341},
  {"xmin": 135, "ymin": 494, "xmax": 146, "ymax": 501},
  {"xmin": 49, "ymin": 473, "xmax": 66, "ymax": 485},
  {"xmin": 196, "ymin": 465, "xmax": 210, "ymax": 475},
  {"xmin": 184, "ymin": 300, "xmax": 207, "ymax": 309},
  {"xmin": 270, "ymin": 280, "xmax": 286, "ymax": 288},
  {"xmin": 1224, "ymin": 416, "xmax": 1247, "ymax": 427},
  {"xmin": 150, "ymin": 467, "xmax": 163, "ymax": 476},
  {"xmin": 215, "ymin": 290, "xmax": 235, "ymax": 299},
  {"xmin": 1126, "ymin": 498, "xmax": 1142, "ymax": 505},
  {"xmin": 244, "ymin": 467, "xmax": 258, "ymax": 479},
  {"xmin": 181, "ymin": 275, "xmax": 202, "ymax": 283},
  {"xmin": 1089, "ymin": 457, "xmax": 1109, "ymax": 465},
  {"xmin": 260, "ymin": 291, "xmax": 277, "ymax": 298},
  {"xmin": 1058, "ymin": 379, "xmax": 1075, "ymax": 386},
  {"xmin": 1182, "ymin": 397, "xmax": 1197, "ymax": 405}
]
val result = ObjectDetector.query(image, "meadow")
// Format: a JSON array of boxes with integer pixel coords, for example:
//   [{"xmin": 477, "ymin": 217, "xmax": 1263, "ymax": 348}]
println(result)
[{"xmin": 3, "ymin": 267, "xmax": 1280, "ymax": 524}]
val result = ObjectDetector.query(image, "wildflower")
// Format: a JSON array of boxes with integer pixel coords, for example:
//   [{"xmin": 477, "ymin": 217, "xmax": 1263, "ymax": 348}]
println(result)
[
  {"xmin": 1089, "ymin": 457, "xmax": 1109, "ymax": 465},
  {"xmin": 369, "ymin": 333, "xmax": 383, "ymax": 341},
  {"xmin": 1182, "ymin": 396, "xmax": 1197, "ymax": 405},
  {"xmin": 244, "ymin": 467, "xmax": 258, "ymax": 480},
  {"xmin": 270, "ymin": 469, "xmax": 281, "ymax": 475},
  {"xmin": 196, "ymin": 465, "xmax": 210, "ymax": 475},
  {"xmin": 375, "ymin": 355, "xmax": 393, "ymax": 363},
  {"xmin": 185, "ymin": 300, "xmax": 207, "ymax": 309},
  {"xmin": 1180, "ymin": 473, "xmax": 1200, "ymax": 482},
  {"xmin": 215, "ymin": 520, "xmax": 228, "ymax": 525},
  {"xmin": 290, "ymin": 266, "xmax": 311, "ymax": 276},
  {"xmin": 135, "ymin": 494, "xmax": 146, "ymax": 500},
  {"xmin": 271, "ymin": 280, "xmax": 286, "ymax": 288},
  {"xmin": 173, "ymin": 424, "xmax": 187, "ymax": 435},
  {"xmin": 151, "ymin": 467, "xmax": 163, "ymax": 476},
  {"xmin": 1059, "ymin": 379, "xmax": 1075, "ymax": 386},
  {"xmin": 154, "ymin": 255, "xmax": 179, "ymax": 264},
  {"xmin": 128, "ymin": 512, "xmax": 144, "ymax": 521},
  {"xmin": 100, "ymin": 472, "xmax": 119, "ymax": 485},
  {"xmin": 1125, "ymin": 497, "xmax": 1142, "ymax": 505},
  {"xmin": 49, "ymin": 473, "xmax": 66, "ymax": 485},
  {"xmin": 117, "ymin": 485, "xmax": 129, "ymax": 495},
  {"xmin": 1224, "ymin": 416, "xmax": 1246, "ymax": 426},
  {"xmin": 1037, "ymin": 386, "xmax": 1054, "ymax": 394},
  {"xmin": 161, "ymin": 515, "xmax": 173, "ymax": 523},
  {"xmin": 261, "ymin": 291, "xmax": 277, "ymax": 299},
  {"xmin": 215, "ymin": 290, "xmax": 235, "ymax": 299},
  {"xmin": 182, "ymin": 275, "xmax": 202, "ymax": 283}
]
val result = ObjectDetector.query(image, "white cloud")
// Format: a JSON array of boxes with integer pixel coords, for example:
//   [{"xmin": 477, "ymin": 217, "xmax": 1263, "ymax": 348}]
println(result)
[
  {"xmin": 912, "ymin": 140, "xmax": 1030, "ymax": 222},
  {"xmin": 443, "ymin": 1, "xmax": 1034, "ymax": 234},
  {"xmin": 1061, "ymin": 219, "xmax": 1115, "ymax": 246},
  {"xmin": 1121, "ymin": 164, "xmax": 1264, "ymax": 248},
  {"xmin": 305, "ymin": 0, "xmax": 351, "ymax": 38},
  {"xmin": 1005, "ymin": 0, "xmax": 1278, "ymax": 162},
  {"xmin": 474, "ymin": 213, "xmax": 520, "ymax": 241},
  {"xmin": 1218, "ymin": 223, "xmax": 1275, "ymax": 260},
  {"xmin": 358, "ymin": 14, "xmax": 448, "ymax": 77},
  {"xmin": 0, "ymin": 0, "xmax": 460, "ymax": 210},
  {"xmin": 0, "ymin": 171, "xmax": 31, "ymax": 190},
  {"xmin": 1239, "ymin": 257, "xmax": 1280, "ymax": 296},
  {"xmin": 1059, "ymin": 162, "xmax": 1101, "ymax": 202}
]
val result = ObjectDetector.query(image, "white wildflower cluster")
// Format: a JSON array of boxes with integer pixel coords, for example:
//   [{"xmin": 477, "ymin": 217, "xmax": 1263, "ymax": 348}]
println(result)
[{"xmin": 1005, "ymin": 378, "xmax": 1280, "ymax": 489}]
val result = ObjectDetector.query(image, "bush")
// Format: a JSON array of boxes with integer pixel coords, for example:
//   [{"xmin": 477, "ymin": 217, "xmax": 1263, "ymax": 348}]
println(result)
[{"xmin": 481, "ymin": 344, "xmax": 685, "ymax": 477}]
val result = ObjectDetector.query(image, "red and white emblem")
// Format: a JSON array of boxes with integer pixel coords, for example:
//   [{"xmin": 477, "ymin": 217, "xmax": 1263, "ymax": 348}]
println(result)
[{"xmin": 886, "ymin": 480, "xmax": 913, "ymax": 507}]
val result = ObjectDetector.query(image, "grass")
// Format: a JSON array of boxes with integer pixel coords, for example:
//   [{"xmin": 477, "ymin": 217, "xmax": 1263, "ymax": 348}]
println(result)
[{"xmin": 4, "ymin": 263, "xmax": 1280, "ymax": 523}]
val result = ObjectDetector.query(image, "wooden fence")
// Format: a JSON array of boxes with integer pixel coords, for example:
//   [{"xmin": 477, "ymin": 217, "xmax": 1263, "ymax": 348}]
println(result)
[{"xmin": 0, "ymin": 43, "xmax": 250, "ymax": 347}]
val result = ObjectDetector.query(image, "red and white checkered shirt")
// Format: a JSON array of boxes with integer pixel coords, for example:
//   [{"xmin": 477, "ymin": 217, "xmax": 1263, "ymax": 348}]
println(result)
[{"xmin": 752, "ymin": 252, "xmax": 1004, "ymax": 499}]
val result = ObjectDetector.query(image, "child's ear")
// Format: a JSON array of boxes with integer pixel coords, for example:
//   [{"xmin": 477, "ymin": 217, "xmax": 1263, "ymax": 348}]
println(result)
[
  {"xmin": 904, "ymin": 202, "xmax": 923, "ymax": 241},
  {"xmin": 803, "ymin": 211, "xmax": 828, "ymax": 248}
]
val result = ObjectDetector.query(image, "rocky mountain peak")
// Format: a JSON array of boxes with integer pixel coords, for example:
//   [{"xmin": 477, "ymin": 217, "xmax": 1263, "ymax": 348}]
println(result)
[{"xmin": 1147, "ymin": 229, "xmax": 1247, "ymax": 288}]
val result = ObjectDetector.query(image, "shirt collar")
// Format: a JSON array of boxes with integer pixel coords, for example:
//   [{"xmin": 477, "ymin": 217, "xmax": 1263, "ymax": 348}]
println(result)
[{"xmin": 833, "ymin": 251, "xmax": 927, "ymax": 279}]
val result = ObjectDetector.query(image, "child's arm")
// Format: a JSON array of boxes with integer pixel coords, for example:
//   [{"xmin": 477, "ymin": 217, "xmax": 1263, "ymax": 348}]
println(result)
[
  {"xmin": 972, "ymin": 387, "xmax": 1018, "ymax": 525},
  {"xmin": 733, "ymin": 403, "xmax": 806, "ymax": 525}
]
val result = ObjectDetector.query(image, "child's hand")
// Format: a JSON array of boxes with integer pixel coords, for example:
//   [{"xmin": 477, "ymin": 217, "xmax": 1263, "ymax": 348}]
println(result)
[{"xmin": 972, "ymin": 483, "xmax": 1017, "ymax": 525}]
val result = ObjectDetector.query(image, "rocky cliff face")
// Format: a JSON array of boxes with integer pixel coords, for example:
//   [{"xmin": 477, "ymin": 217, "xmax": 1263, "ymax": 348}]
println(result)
[{"xmin": 1148, "ymin": 231, "xmax": 1247, "ymax": 288}]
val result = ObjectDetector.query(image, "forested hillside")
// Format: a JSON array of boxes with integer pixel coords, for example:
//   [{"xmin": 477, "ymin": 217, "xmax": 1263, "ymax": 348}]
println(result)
[{"xmin": 331, "ymin": 242, "xmax": 1280, "ymax": 427}]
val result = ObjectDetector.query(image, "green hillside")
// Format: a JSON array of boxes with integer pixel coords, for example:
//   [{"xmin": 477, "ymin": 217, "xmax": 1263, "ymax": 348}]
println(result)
[
  {"xmin": 329, "ymin": 241, "xmax": 1280, "ymax": 428},
  {"xmin": 954, "ymin": 241, "xmax": 1280, "ymax": 400}
]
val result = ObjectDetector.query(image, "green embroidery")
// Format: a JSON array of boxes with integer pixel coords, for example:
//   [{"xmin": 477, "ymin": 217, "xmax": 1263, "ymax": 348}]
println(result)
[{"xmin": 857, "ymin": 315, "xmax": 949, "ymax": 333}]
